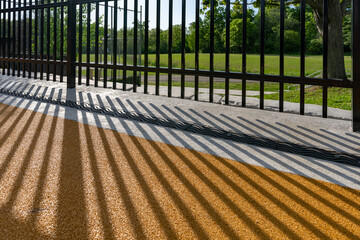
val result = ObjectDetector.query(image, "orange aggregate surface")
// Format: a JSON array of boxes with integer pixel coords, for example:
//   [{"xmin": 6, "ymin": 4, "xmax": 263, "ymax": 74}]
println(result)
[{"xmin": 0, "ymin": 102, "xmax": 360, "ymax": 240}]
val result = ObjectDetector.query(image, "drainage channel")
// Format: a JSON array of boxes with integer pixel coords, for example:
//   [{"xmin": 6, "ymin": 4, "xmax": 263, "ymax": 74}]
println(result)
[{"xmin": 1, "ymin": 87, "xmax": 360, "ymax": 168}]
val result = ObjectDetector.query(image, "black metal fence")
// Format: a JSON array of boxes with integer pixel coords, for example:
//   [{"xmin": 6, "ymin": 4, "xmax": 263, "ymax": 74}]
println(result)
[{"xmin": 1, "ymin": 0, "xmax": 360, "ymax": 131}]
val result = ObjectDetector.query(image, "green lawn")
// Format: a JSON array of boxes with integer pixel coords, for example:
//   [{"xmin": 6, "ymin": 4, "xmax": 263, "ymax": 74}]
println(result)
[
  {"xmin": 78, "ymin": 53, "xmax": 352, "ymax": 110},
  {"xmin": 162, "ymin": 81, "xmax": 352, "ymax": 110},
  {"xmin": 157, "ymin": 81, "xmax": 298, "ymax": 92},
  {"xmin": 83, "ymin": 53, "xmax": 352, "ymax": 77},
  {"xmin": 256, "ymin": 86, "xmax": 352, "ymax": 110}
]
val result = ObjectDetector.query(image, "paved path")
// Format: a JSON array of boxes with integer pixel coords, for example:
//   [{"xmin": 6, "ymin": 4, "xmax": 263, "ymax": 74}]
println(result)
[{"xmin": 0, "ymin": 75, "xmax": 360, "ymax": 239}]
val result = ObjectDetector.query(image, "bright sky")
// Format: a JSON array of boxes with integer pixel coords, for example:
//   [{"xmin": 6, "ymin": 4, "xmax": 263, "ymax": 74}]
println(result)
[
  {"xmin": 97, "ymin": 0, "xmax": 258, "ymax": 30},
  {"xmin": 98, "ymin": 0, "xmax": 199, "ymax": 30}
]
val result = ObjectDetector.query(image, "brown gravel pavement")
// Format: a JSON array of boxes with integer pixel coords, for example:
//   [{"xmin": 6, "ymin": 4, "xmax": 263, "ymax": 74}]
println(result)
[{"xmin": 0, "ymin": 102, "xmax": 360, "ymax": 239}]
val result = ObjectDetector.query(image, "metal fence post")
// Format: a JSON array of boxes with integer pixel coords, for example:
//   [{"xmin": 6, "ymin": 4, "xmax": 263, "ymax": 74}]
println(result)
[
  {"xmin": 353, "ymin": 0, "xmax": 360, "ymax": 131},
  {"xmin": 67, "ymin": 0, "xmax": 77, "ymax": 88}
]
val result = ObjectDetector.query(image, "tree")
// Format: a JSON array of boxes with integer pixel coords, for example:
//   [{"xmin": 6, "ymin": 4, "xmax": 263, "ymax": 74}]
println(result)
[
  {"xmin": 226, "ymin": 18, "xmax": 256, "ymax": 53},
  {"xmin": 203, "ymin": 0, "xmax": 351, "ymax": 80},
  {"xmin": 254, "ymin": 0, "xmax": 351, "ymax": 79},
  {"xmin": 188, "ymin": 19, "xmax": 210, "ymax": 53}
]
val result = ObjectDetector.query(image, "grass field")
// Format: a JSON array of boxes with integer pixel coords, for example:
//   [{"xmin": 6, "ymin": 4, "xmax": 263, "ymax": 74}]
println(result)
[
  {"xmin": 79, "ymin": 53, "xmax": 352, "ymax": 110},
  {"xmin": 257, "ymin": 86, "xmax": 352, "ymax": 110},
  {"xmin": 161, "ymin": 82, "xmax": 352, "ymax": 110},
  {"xmin": 83, "ymin": 53, "xmax": 352, "ymax": 77}
]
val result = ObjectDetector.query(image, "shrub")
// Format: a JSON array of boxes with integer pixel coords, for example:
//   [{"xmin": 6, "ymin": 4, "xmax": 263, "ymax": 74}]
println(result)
[
  {"xmin": 284, "ymin": 30, "xmax": 300, "ymax": 53},
  {"xmin": 307, "ymin": 38, "xmax": 323, "ymax": 55}
]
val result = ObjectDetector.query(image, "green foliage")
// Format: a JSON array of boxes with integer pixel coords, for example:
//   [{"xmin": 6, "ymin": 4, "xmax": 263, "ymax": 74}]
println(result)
[
  {"xmin": 226, "ymin": 18, "xmax": 255, "ymax": 53},
  {"xmin": 343, "ymin": 14, "xmax": 352, "ymax": 53},
  {"xmin": 307, "ymin": 38, "xmax": 323, "ymax": 55},
  {"xmin": 284, "ymin": 30, "xmax": 301, "ymax": 53},
  {"xmin": 39, "ymin": 0, "xmax": 352, "ymax": 58},
  {"xmin": 195, "ymin": 0, "xmax": 351, "ymax": 55}
]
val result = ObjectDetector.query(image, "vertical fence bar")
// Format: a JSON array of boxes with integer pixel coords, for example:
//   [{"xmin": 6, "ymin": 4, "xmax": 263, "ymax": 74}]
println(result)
[
  {"xmin": 130, "ymin": 0, "xmax": 137, "ymax": 91},
  {"xmin": 0, "ymin": 0, "xmax": 2, "ymax": 73},
  {"xmin": 6, "ymin": 0, "xmax": 11, "ymax": 76},
  {"xmin": 155, "ymin": 0, "xmax": 160, "ymax": 95},
  {"xmin": 4, "ymin": 0, "xmax": 6, "ymax": 74},
  {"xmin": 1, "ymin": 0, "xmax": 4, "ymax": 75},
  {"xmin": 0, "ymin": 0, "xmax": 3, "ymax": 75},
  {"xmin": 0, "ymin": 0, "xmax": 2, "ymax": 74},
  {"xmin": 53, "ymin": 1, "xmax": 57, "ymax": 81},
  {"xmin": 2, "ymin": 0, "xmax": 4, "ymax": 74},
  {"xmin": 224, "ymin": 0, "xmax": 230, "ymax": 105},
  {"xmin": 46, "ymin": 4, "xmax": 50, "ymax": 80},
  {"xmin": 9, "ymin": 0, "xmax": 11, "ymax": 70},
  {"xmin": 181, "ymin": 0, "xmax": 186, "ymax": 99},
  {"xmin": 34, "ymin": 0, "xmax": 38, "ymax": 79},
  {"xmin": 242, "ymin": 0, "xmax": 247, "ymax": 107},
  {"xmin": 6, "ymin": 0, "xmax": 9, "ymax": 75},
  {"xmin": 209, "ymin": 0, "xmax": 214, "ymax": 102},
  {"xmin": 5, "ymin": 0, "xmax": 8, "ymax": 75},
  {"xmin": 103, "ymin": 0, "xmax": 108, "ymax": 88},
  {"xmin": 259, "ymin": 0, "xmax": 265, "ymax": 109},
  {"xmin": 17, "ymin": 0, "xmax": 21, "ymax": 77},
  {"xmin": 59, "ymin": 0, "xmax": 63, "ymax": 82},
  {"xmin": 67, "ymin": 0, "xmax": 76, "ymax": 88},
  {"xmin": 11, "ymin": 0, "xmax": 15, "ymax": 76},
  {"xmin": 139, "ymin": 6, "xmax": 142, "ymax": 84},
  {"xmin": 6, "ymin": 0, "xmax": 8, "ymax": 75},
  {"xmin": 144, "ymin": 0, "xmax": 148, "ymax": 94},
  {"xmin": 20, "ymin": 0, "xmax": 26, "ymax": 77},
  {"xmin": 0, "ymin": 0, "xmax": 1, "ymax": 71},
  {"xmin": 28, "ymin": 0, "xmax": 32, "ymax": 78},
  {"xmin": 86, "ymin": 2, "xmax": 90, "ymax": 86},
  {"xmin": 168, "ymin": 0, "xmax": 173, "ymax": 97},
  {"xmin": 133, "ymin": 0, "xmax": 138, "ymax": 92},
  {"xmin": 121, "ymin": 0, "xmax": 126, "ymax": 90},
  {"xmin": 1, "ymin": 0, "xmax": 2, "ymax": 74},
  {"xmin": 279, "ymin": 0, "xmax": 285, "ymax": 112},
  {"xmin": 78, "ymin": 3, "xmax": 82, "ymax": 84},
  {"xmin": 353, "ymin": 0, "xmax": 360, "ymax": 131},
  {"xmin": 300, "ymin": 0, "xmax": 305, "ymax": 115},
  {"xmin": 112, "ymin": 0, "xmax": 118, "ymax": 89},
  {"xmin": 195, "ymin": 0, "xmax": 200, "ymax": 101},
  {"xmin": 322, "ymin": 0, "xmax": 328, "ymax": 118},
  {"xmin": 40, "ymin": 0, "xmax": 44, "ymax": 79},
  {"xmin": 94, "ymin": 2, "xmax": 99, "ymax": 87}
]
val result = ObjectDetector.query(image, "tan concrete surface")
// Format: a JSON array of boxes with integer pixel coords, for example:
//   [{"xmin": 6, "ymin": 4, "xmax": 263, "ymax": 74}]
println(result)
[{"xmin": 0, "ymin": 103, "xmax": 360, "ymax": 239}]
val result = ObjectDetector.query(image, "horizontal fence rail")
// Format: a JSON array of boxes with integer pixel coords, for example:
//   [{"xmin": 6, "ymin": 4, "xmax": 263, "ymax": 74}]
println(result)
[{"xmin": 0, "ymin": 0, "xmax": 359, "ymax": 131}]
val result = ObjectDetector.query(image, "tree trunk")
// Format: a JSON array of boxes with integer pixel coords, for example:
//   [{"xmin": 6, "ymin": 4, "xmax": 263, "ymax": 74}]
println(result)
[
  {"xmin": 313, "ymin": 1, "xmax": 347, "ymax": 80},
  {"xmin": 327, "ymin": 14, "xmax": 347, "ymax": 80}
]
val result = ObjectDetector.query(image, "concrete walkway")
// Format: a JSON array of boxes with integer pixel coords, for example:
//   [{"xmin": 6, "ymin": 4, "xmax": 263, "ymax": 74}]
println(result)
[{"xmin": 0, "ymin": 75, "xmax": 360, "ymax": 239}]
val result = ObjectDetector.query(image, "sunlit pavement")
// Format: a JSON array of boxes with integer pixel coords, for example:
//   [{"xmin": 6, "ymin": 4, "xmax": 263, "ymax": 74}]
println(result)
[{"xmin": 0, "ymin": 75, "xmax": 360, "ymax": 239}]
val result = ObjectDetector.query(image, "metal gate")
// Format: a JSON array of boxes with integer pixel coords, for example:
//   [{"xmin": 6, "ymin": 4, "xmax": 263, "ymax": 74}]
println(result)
[{"xmin": 0, "ymin": 0, "xmax": 359, "ymax": 131}]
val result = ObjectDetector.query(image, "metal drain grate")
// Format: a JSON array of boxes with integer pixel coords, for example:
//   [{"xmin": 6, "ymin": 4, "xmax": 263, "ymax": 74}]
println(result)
[{"xmin": 1, "ymin": 87, "xmax": 360, "ymax": 167}]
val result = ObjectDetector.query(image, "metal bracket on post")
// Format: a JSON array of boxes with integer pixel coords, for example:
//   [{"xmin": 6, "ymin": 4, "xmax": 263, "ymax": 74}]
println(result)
[{"xmin": 67, "ymin": 0, "xmax": 77, "ymax": 89}]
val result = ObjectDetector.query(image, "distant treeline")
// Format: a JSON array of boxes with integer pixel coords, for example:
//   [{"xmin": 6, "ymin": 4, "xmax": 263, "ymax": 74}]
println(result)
[
  {"xmin": 101, "ymin": 5, "xmax": 351, "ymax": 56},
  {"xmin": 20, "ymin": 4, "xmax": 349, "ymax": 56}
]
